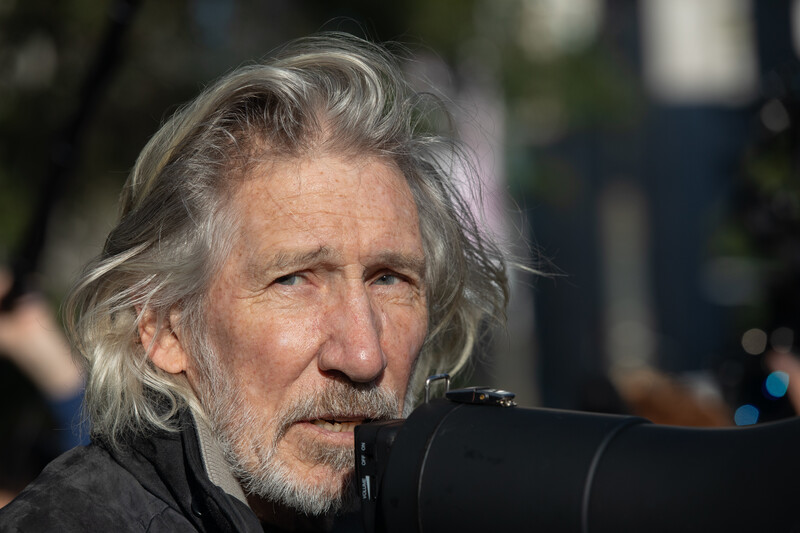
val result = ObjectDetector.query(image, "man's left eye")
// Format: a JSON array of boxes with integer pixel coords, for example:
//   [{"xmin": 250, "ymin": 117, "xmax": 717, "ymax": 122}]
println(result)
[
  {"xmin": 275, "ymin": 274, "xmax": 303, "ymax": 286},
  {"xmin": 373, "ymin": 273, "xmax": 401, "ymax": 286}
]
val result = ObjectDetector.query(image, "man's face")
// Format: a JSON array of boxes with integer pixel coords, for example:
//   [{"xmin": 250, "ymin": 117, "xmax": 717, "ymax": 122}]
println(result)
[{"xmin": 191, "ymin": 154, "xmax": 427, "ymax": 514}]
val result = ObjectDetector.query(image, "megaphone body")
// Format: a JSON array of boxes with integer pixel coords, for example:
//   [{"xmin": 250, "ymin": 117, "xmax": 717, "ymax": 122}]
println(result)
[{"xmin": 356, "ymin": 393, "xmax": 800, "ymax": 532}]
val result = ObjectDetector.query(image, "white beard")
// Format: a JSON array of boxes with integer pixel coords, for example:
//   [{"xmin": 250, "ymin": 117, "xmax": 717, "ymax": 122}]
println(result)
[{"xmin": 190, "ymin": 343, "xmax": 401, "ymax": 516}]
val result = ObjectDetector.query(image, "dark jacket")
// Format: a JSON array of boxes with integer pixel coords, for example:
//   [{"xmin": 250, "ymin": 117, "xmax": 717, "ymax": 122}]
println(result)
[{"xmin": 0, "ymin": 410, "xmax": 263, "ymax": 532}]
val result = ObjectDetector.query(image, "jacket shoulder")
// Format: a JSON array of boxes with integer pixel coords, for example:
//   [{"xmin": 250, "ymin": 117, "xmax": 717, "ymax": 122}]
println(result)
[{"xmin": 0, "ymin": 445, "xmax": 196, "ymax": 532}]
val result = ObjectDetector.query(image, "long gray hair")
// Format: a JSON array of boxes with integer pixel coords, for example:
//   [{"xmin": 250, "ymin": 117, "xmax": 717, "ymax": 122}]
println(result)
[{"xmin": 64, "ymin": 33, "xmax": 509, "ymax": 445}]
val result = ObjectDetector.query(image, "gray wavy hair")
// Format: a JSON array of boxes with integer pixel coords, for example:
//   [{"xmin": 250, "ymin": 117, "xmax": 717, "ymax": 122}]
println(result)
[{"xmin": 65, "ymin": 32, "xmax": 509, "ymax": 445}]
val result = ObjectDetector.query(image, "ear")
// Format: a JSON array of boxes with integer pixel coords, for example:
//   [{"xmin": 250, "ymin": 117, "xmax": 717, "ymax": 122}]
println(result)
[{"xmin": 138, "ymin": 307, "xmax": 189, "ymax": 375}]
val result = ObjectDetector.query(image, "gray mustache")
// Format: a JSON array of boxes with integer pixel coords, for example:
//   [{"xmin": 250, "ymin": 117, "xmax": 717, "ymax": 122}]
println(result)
[{"xmin": 273, "ymin": 381, "xmax": 401, "ymax": 442}]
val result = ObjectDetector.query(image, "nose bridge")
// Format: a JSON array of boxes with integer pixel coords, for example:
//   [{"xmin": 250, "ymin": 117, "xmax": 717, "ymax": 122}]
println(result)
[{"xmin": 321, "ymin": 279, "xmax": 386, "ymax": 382}]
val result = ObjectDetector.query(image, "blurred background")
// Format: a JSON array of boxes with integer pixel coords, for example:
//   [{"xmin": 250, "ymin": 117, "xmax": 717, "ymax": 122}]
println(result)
[{"xmin": 2, "ymin": 0, "xmax": 800, "ymax": 498}]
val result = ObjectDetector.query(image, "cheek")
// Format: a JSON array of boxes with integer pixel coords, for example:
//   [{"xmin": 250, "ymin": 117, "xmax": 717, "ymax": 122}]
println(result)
[
  {"xmin": 205, "ymin": 299, "xmax": 323, "ymax": 398},
  {"xmin": 382, "ymin": 306, "xmax": 428, "ymax": 384}
]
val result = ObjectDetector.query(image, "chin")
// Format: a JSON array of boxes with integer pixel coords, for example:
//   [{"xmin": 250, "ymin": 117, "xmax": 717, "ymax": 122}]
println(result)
[
  {"xmin": 246, "ymin": 457, "xmax": 358, "ymax": 516},
  {"xmin": 225, "ymin": 431, "xmax": 356, "ymax": 516}
]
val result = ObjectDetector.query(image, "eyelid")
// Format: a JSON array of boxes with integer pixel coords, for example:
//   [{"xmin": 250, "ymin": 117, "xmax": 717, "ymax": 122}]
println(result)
[
  {"xmin": 373, "ymin": 273, "xmax": 398, "ymax": 285},
  {"xmin": 273, "ymin": 272, "xmax": 306, "ymax": 286},
  {"xmin": 370, "ymin": 269, "xmax": 412, "ymax": 285}
]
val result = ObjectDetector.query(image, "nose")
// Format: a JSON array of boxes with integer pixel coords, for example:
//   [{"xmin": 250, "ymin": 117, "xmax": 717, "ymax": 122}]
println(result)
[{"xmin": 318, "ymin": 283, "xmax": 386, "ymax": 383}]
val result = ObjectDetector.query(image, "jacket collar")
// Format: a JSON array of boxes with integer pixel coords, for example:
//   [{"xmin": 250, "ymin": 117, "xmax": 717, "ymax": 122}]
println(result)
[
  {"xmin": 191, "ymin": 409, "xmax": 248, "ymax": 506},
  {"xmin": 105, "ymin": 407, "xmax": 262, "ymax": 532}
]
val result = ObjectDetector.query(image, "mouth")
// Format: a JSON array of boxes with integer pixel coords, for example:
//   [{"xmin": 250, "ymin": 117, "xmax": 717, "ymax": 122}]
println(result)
[{"xmin": 308, "ymin": 417, "xmax": 372, "ymax": 433}]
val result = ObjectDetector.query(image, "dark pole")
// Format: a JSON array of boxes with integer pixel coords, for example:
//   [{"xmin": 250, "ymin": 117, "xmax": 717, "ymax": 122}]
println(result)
[{"xmin": 1, "ymin": 0, "xmax": 142, "ymax": 310}]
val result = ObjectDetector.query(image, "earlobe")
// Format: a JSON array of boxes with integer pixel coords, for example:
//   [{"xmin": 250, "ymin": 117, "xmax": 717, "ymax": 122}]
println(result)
[{"xmin": 137, "ymin": 307, "xmax": 189, "ymax": 375}]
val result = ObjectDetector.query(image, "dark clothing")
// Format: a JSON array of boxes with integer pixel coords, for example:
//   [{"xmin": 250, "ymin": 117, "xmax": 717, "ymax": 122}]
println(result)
[
  {"xmin": 46, "ymin": 388, "xmax": 91, "ymax": 451},
  {"xmin": 0, "ymin": 410, "xmax": 262, "ymax": 532}
]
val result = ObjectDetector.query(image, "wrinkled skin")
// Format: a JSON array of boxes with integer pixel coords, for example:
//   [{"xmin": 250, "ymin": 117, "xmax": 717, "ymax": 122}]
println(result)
[{"xmin": 144, "ymin": 154, "xmax": 428, "ymax": 526}]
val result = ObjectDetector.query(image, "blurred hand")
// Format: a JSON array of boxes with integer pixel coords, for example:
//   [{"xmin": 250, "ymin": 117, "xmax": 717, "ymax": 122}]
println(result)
[{"xmin": 0, "ymin": 270, "xmax": 83, "ymax": 399}]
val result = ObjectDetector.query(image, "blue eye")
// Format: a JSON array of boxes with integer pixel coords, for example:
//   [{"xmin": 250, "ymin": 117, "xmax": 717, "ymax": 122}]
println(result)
[
  {"xmin": 275, "ymin": 274, "xmax": 303, "ymax": 286},
  {"xmin": 374, "ymin": 274, "xmax": 400, "ymax": 286}
]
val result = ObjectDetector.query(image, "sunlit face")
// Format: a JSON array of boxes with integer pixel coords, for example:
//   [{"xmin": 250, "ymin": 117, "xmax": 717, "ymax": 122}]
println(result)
[{"xmin": 190, "ymin": 154, "xmax": 427, "ymax": 514}]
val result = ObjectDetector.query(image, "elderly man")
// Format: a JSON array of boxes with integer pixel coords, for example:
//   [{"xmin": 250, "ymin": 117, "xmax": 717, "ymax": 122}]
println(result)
[{"xmin": 0, "ymin": 33, "xmax": 508, "ymax": 531}]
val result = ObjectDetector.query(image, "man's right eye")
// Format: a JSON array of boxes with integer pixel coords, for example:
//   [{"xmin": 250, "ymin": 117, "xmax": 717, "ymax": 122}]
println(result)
[{"xmin": 274, "ymin": 274, "xmax": 303, "ymax": 286}]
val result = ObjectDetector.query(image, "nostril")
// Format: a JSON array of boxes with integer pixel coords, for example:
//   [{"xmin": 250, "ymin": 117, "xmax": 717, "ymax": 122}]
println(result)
[
  {"xmin": 318, "ymin": 369, "xmax": 384, "ymax": 391},
  {"xmin": 317, "ymin": 345, "xmax": 386, "ymax": 383}
]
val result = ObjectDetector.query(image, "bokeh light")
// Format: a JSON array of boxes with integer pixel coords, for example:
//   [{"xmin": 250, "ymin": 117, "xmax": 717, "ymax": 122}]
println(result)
[
  {"xmin": 734, "ymin": 404, "xmax": 760, "ymax": 426},
  {"xmin": 764, "ymin": 371, "xmax": 790, "ymax": 399},
  {"xmin": 770, "ymin": 327, "xmax": 794, "ymax": 353},
  {"xmin": 741, "ymin": 328, "xmax": 767, "ymax": 355},
  {"xmin": 760, "ymin": 99, "xmax": 791, "ymax": 133}
]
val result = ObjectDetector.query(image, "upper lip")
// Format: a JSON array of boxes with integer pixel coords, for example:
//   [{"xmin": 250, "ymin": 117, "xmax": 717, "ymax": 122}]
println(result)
[{"xmin": 305, "ymin": 415, "xmax": 373, "ymax": 423}]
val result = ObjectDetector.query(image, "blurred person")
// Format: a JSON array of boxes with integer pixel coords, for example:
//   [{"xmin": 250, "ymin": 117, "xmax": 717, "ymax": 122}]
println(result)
[
  {"xmin": 0, "ymin": 271, "xmax": 85, "ymax": 408},
  {"xmin": 0, "ymin": 33, "xmax": 509, "ymax": 531},
  {"xmin": 611, "ymin": 367, "xmax": 733, "ymax": 427},
  {"xmin": 0, "ymin": 270, "xmax": 88, "ymax": 507}
]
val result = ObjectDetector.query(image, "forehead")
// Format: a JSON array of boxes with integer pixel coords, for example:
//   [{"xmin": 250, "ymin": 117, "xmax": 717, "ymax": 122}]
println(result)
[{"xmin": 229, "ymin": 154, "xmax": 422, "ymax": 256}]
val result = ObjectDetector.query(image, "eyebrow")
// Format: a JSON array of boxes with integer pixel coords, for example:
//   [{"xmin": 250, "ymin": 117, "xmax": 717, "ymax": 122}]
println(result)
[
  {"xmin": 370, "ymin": 251, "xmax": 426, "ymax": 280},
  {"xmin": 248, "ymin": 246, "xmax": 339, "ymax": 279},
  {"xmin": 246, "ymin": 246, "xmax": 426, "ymax": 280},
  {"xmin": 272, "ymin": 246, "xmax": 339, "ymax": 271}
]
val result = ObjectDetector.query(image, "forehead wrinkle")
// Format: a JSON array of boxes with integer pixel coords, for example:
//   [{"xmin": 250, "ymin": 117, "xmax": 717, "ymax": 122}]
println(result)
[
  {"xmin": 235, "ymin": 154, "xmax": 424, "ymax": 274},
  {"xmin": 242, "ymin": 154, "xmax": 413, "ymax": 217}
]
